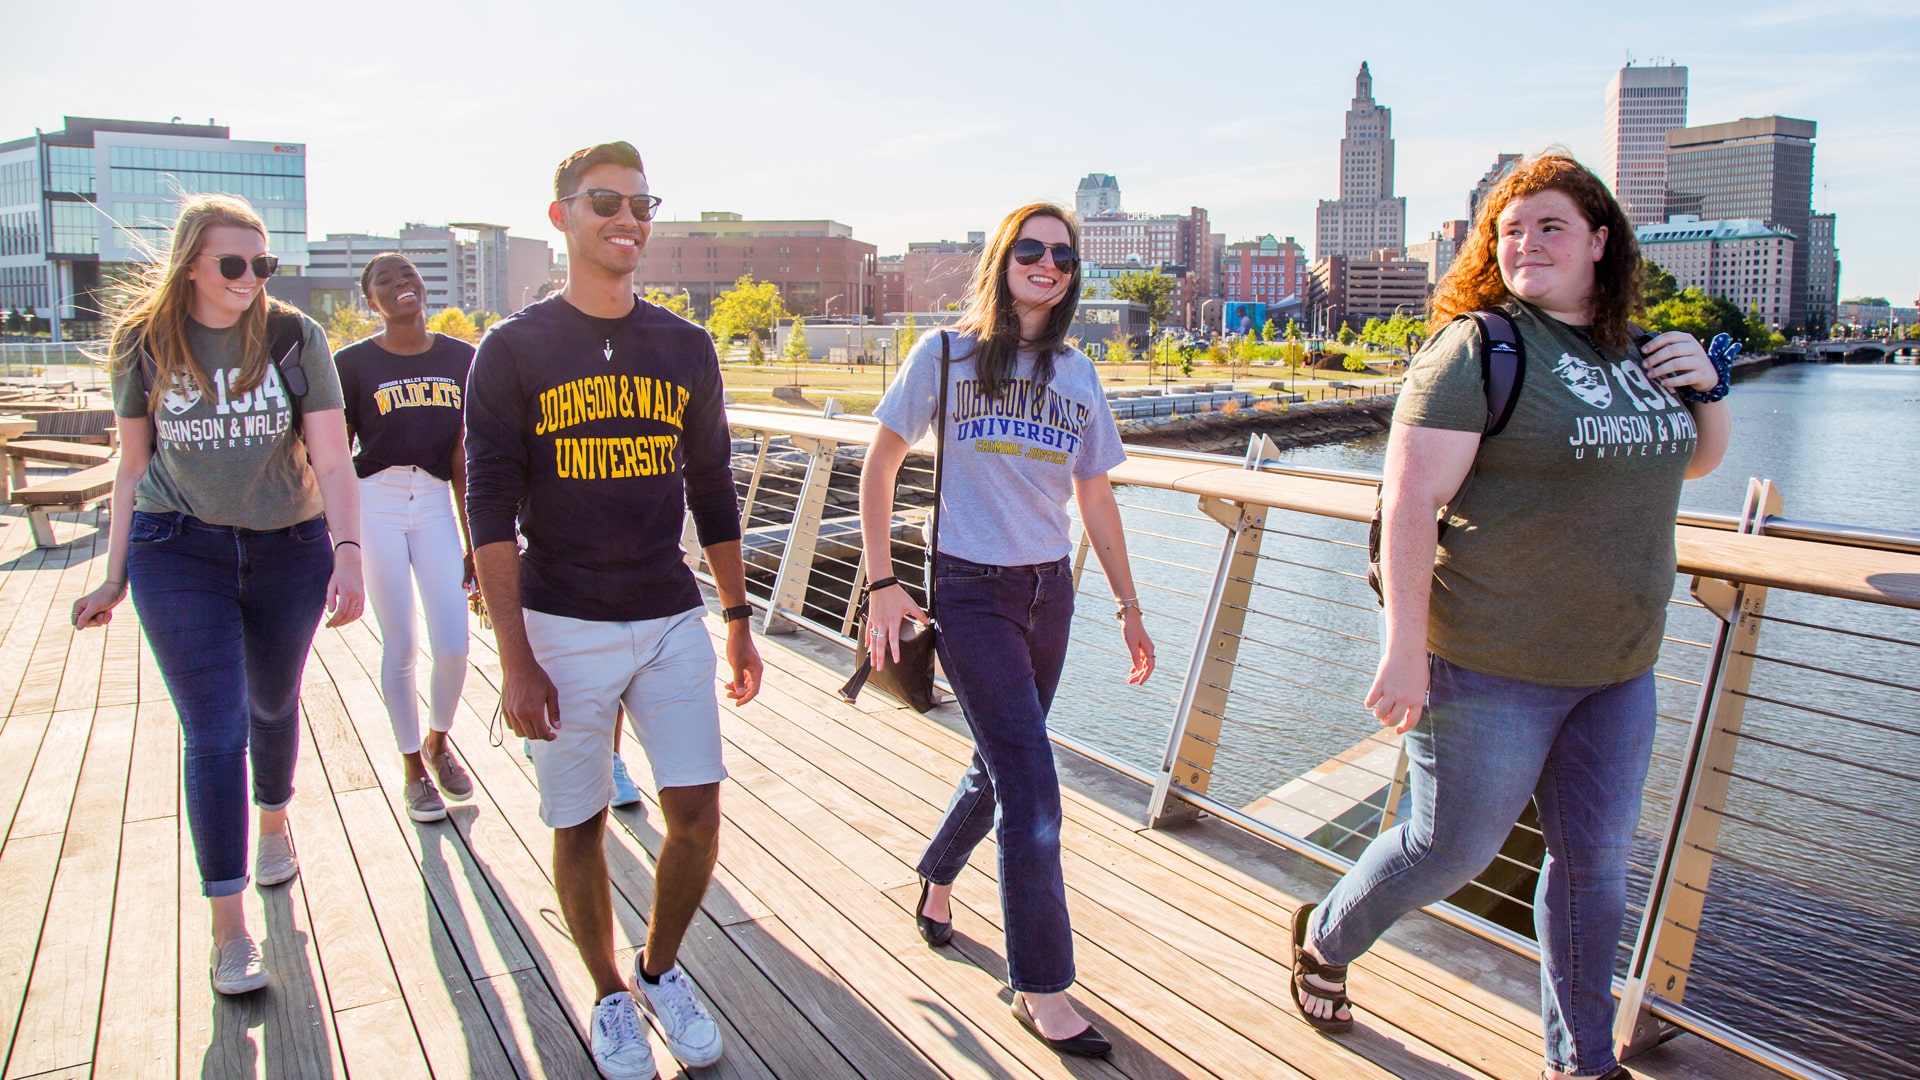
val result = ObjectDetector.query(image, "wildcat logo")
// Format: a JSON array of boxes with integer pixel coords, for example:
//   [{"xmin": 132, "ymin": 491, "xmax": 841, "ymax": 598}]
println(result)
[
  {"xmin": 160, "ymin": 374, "xmax": 203, "ymax": 416},
  {"xmin": 1552, "ymin": 352, "xmax": 1612, "ymax": 410}
]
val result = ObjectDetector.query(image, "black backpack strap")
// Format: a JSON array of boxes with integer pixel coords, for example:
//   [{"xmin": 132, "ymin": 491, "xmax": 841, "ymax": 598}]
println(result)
[
  {"xmin": 266, "ymin": 311, "xmax": 309, "ymax": 435},
  {"xmin": 1462, "ymin": 310, "xmax": 1524, "ymax": 437}
]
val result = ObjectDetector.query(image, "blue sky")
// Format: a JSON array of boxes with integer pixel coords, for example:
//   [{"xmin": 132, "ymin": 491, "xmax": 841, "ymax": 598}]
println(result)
[{"xmin": 7, "ymin": 0, "xmax": 1917, "ymax": 300}]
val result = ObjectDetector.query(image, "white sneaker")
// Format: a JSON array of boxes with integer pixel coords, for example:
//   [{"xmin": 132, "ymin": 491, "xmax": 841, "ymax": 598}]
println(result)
[
  {"xmin": 589, "ymin": 991, "xmax": 657, "ymax": 1080},
  {"xmin": 635, "ymin": 960, "xmax": 723, "ymax": 1067},
  {"xmin": 255, "ymin": 828, "xmax": 298, "ymax": 886},
  {"xmin": 210, "ymin": 935, "xmax": 269, "ymax": 995}
]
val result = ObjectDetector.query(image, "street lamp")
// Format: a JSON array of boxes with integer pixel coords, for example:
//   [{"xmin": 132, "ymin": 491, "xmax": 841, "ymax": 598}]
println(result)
[
  {"xmin": 934, "ymin": 293, "xmax": 949, "ymax": 314},
  {"xmin": 825, "ymin": 293, "xmax": 843, "ymax": 318}
]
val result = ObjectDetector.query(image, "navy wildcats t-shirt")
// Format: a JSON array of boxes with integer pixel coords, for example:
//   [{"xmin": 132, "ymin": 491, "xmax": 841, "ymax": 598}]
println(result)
[{"xmin": 336, "ymin": 333, "xmax": 475, "ymax": 480}]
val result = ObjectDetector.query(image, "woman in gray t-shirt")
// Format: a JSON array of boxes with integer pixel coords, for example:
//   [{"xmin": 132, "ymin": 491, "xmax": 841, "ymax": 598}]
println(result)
[
  {"xmin": 859, "ymin": 203, "xmax": 1154, "ymax": 1058},
  {"xmin": 69, "ymin": 194, "xmax": 365, "ymax": 997}
]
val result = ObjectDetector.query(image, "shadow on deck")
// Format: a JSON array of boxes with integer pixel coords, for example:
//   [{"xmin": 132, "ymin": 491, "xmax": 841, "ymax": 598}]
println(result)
[{"xmin": 0, "ymin": 507, "xmax": 1777, "ymax": 1079}]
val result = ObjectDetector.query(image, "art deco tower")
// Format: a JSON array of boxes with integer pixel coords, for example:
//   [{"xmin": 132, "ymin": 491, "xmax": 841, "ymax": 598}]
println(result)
[{"xmin": 1314, "ymin": 63, "xmax": 1407, "ymax": 261}]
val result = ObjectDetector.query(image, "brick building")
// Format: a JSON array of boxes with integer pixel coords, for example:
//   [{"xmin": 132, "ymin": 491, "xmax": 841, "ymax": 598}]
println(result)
[
  {"xmin": 1079, "ymin": 207, "xmax": 1216, "ymax": 327},
  {"xmin": 634, "ymin": 212, "xmax": 877, "ymax": 320},
  {"xmin": 1222, "ymin": 235, "xmax": 1307, "ymax": 307},
  {"xmin": 1308, "ymin": 252, "xmax": 1429, "ymax": 335}
]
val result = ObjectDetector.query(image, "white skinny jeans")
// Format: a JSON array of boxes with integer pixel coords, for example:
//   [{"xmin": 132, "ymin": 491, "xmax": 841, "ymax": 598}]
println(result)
[{"xmin": 359, "ymin": 466, "xmax": 469, "ymax": 755}]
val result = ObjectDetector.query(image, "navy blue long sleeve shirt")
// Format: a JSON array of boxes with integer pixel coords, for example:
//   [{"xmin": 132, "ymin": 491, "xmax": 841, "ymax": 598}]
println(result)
[{"xmin": 463, "ymin": 294, "xmax": 741, "ymax": 622}]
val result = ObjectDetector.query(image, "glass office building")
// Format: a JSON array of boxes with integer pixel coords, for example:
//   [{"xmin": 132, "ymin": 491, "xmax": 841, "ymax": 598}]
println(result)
[{"xmin": 0, "ymin": 116, "xmax": 307, "ymax": 340}]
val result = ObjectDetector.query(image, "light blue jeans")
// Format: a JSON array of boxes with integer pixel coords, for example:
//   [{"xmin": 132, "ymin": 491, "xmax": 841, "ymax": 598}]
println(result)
[{"xmin": 1308, "ymin": 653, "xmax": 1657, "ymax": 1078}]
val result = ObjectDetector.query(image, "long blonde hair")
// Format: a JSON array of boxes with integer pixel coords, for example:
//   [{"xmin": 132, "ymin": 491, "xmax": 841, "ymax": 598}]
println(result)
[{"xmin": 107, "ymin": 194, "xmax": 293, "ymax": 411}]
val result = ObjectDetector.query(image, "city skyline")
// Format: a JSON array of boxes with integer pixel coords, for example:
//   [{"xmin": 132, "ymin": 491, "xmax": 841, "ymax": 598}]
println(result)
[{"xmin": 3, "ymin": 0, "xmax": 1915, "ymax": 300}]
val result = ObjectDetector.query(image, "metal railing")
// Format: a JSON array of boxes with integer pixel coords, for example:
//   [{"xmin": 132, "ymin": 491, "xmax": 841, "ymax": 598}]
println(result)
[
  {"xmin": 0, "ymin": 339, "xmax": 110, "ymax": 390},
  {"xmin": 709, "ymin": 404, "xmax": 1920, "ymax": 1080}
]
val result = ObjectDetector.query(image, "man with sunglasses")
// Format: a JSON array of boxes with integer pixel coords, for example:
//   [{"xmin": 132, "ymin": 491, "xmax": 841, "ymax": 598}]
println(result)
[{"xmin": 464, "ymin": 141, "xmax": 761, "ymax": 1080}]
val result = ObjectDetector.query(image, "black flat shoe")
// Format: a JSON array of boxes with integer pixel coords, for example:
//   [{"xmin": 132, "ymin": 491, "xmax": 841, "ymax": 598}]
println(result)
[
  {"xmin": 1012, "ymin": 994, "xmax": 1112, "ymax": 1058},
  {"xmin": 915, "ymin": 877, "xmax": 952, "ymax": 947}
]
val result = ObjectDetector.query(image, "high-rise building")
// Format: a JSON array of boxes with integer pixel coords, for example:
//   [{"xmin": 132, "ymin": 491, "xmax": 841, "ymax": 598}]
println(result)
[
  {"xmin": 1635, "ymin": 216, "xmax": 1797, "ymax": 327},
  {"xmin": 1315, "ymin": 62, "xmax": 1406, "ymax": 261},
  {"xmin": 1665, "ymin": 116, "xmax": 1818, "ymax": 328},
  {"xmin": 1467, "ymin": 154, "xmax": 1521, "ymax": 226},
  {"xmin": 1075, "ymin": 174, "xmax": 1122, "ymax": 220},
  {"xmin": 0, "ymin": 116, "xmax": 307, "ymax": 340},
  {"xmin": 634, "ymin": 212, "xmax": 877, "ymax": 319},
  {"xmin": 1806, "ymin": 213, "xmax": 1839, "ymax": 335},
  {"xmin": 1602, "ymin": 63, "xmax": 1688, "ymax": 225},
  {"xmin": 1308, "ymin": 252, "xmax": 1428, "ymax": 334}
]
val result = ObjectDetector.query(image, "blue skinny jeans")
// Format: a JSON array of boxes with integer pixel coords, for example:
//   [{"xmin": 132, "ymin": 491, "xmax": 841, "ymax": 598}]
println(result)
[
  {"xmin": 917, "ymin": 553, "xmax": 1076, "ymax": 994},
  {"xmin": 1307, "ymin": 653, "xmax": 1657, "ymax": 1078},
  {"xmin": 127, "ymin": 510, "xmax": 333, "ymax": 897}
]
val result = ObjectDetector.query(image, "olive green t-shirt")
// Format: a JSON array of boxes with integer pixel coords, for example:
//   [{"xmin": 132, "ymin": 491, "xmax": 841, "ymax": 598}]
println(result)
[
  {"xmin": 1393, "ymin": 301, "xmax": 1699, "ymax": 685},
  {"xmin": 111, "ymin": 314, "xmax": 343, "ymax": 531}
]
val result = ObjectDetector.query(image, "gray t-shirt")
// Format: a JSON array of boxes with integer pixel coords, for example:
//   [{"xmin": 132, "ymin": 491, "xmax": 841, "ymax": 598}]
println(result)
[
  {"xmin": 111, "ymin": 313, "xmax": 343, "ymax": 530},
  {"xmin": 874, "ymin": 331, "xmax": 1126, "ymax": 566}
]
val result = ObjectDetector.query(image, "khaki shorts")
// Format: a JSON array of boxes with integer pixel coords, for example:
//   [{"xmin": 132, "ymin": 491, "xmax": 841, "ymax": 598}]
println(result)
[{"xmin": 521, "ymin": 606, "xmax": 726, "ymax": 828}]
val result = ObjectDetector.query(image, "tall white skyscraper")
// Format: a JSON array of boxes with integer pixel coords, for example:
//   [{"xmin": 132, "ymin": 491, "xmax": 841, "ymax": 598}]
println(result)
[
  {"xmin": 1075, "ymin": 173, "xmax": 1122, "ymax": 220},
  {"xmin": 1314, "ymin": 63, "xmax": 1406, "ymax": 261},
  {"xmin": 1603, "ymin": 63, "xmax": 1688, "ymax": 225}
]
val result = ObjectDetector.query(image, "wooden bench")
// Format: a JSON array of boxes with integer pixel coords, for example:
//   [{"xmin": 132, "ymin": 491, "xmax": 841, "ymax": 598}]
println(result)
[
  {"xmin": 6, "ymin": 439, "xmax": 115, "ymax": 493},
  {"xmin": 11, "ymin": 461, "xmax": 115, "ymax": 547}
]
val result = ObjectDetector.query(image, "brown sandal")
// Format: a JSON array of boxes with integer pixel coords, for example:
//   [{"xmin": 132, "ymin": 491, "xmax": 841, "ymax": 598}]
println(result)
[{"xmin": 1291, "ymin": 903, "xmax": 1354, "ymax": 1033}]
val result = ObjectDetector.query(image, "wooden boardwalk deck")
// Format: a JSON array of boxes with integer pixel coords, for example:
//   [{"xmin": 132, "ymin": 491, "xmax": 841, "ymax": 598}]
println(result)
[{"xmin": 0, "ymin": 504, "xmax": 1773, "ymax": 1080}]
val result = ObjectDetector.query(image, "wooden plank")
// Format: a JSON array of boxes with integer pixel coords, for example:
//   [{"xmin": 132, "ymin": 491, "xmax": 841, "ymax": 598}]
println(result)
[
  {"xmin": 9, "ymin": 463, "xmax": 114, "ymax": 506},
  {"xmin": 0, "ymin": 713, "xmax": 52, "ymax": 844},
  {"xmin": 6, "ymin": 704, "xmax": 136, "ymax": 1078},
  {"xmin": 122, "ymin": 699, "xmax": 178, "ymax": 823},
  {"xmin": 0, "ymin": 836, "xmax": 60, "ymax": 1074},
  {"xmin": 5, "ymin": 709, "xmax": 94, "ymax": 841},
  {"xmin": 92, "ymin": 597, "xmax": 142, "ymax": 707},
  {"xmin": 2, "ymin": 441, "xmax": 113, "ymax": 467},
  {"xmin": 0, "ymin": 539, "xmax": 75, "ymax": 719},
  {"xmin": 7, "ymin": 527, "xmax": 98, "ymax": 716},
  {"xmin": 283, "ymin": 721, "xmax": 402, "ymax": 1014},
  {"xmin": 92, "ymin": 816, "xmax": 178, "ymax": 1079},
  {"xmin": 333, "ymin": 787, "xmax": 519, "ymax": 1079},
  {"xmin": 333, "ymin": 999, "xmax": 432, "ymax": 1080},
  {"xmin": 473, "ymin": 968, "xmax": 598, "ymax": 1080},
  {"xmin": 297, "ymin": 676, "xmax": 379, "ymax": 795}
]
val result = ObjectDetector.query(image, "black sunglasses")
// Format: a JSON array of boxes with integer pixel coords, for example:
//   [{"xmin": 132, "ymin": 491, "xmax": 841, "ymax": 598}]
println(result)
[
  {"xmin": 560, "ymin": 189, "xmax": 664, "ymax": 221},
  {"xmin": 1011, "ymin": 238, "xmax": 1078, "ymax": 273},
  {"xmin": 203, "ymin": 253, "xmax": 279, "ymax": 280}
]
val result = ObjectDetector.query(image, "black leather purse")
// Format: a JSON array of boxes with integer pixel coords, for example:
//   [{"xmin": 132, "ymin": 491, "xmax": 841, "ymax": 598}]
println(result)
[{"xmin": 841, "ymin": 332, "xmax": 950, "ymax": 713}]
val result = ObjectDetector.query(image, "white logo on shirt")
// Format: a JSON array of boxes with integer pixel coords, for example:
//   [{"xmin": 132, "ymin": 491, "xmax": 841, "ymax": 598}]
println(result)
[
  {"xmin": 161, "ymin": 374, "xmax": 203, "ymax": 415},
  {"xmin": 1552, "ymin": 352, "xmax": 1613, "ymax": 410}
]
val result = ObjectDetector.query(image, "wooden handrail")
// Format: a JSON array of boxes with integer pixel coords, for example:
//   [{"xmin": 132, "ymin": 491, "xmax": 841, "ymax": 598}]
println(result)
[{"xmin": 721, "ymin": 407, "xmax": 1920, "ymax": 610}]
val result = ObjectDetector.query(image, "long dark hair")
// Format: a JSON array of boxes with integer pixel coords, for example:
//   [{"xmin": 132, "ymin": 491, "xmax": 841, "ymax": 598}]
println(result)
[
  {"xmin": 1432, "ymin": 151, "xmax": 1643, "ymax": 351},
  {"xmin": 953, "ymin": 203, "xmax": 1082, "ymax": 399}
]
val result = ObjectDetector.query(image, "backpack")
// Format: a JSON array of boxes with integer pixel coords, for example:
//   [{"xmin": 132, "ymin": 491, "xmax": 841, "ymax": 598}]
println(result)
[
  {"xmin": 138, "ymin": 311, "xmax": 311, "ymax": 437},
  {"xmin": 1364, "ymin": 310, "xmax": 1523, "ymax": 604}
]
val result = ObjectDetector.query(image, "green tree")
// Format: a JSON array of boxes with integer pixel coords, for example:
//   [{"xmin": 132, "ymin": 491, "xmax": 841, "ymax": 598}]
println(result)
[
  {"xmin": 708, "ymin": 275, "xmax": 785, "ymax": 350},
  {"xmin": 783, "ymin": 317, "xmax": 809, "ymax": 383},
  {"xmin": 1337, "ymin": 322, "xmax": 1357, "ymax": 346},
  {"xmin": 1742, "ymin": 310, "xmax": 1785, "ymax": 354},
  {"xmin": 1262, "ymin": 317, "xmax": 1280, "ymax": 343},
  {"xmin": 1343, "ymin": 354, "xmax": 1369, "ymax": 373},
  {"xmin": 892, "ymin": 314, "xmax": 919, "ymax": 366},
  {"xmin": 1285, "ymin": 318, "xmax": 1302, "ymax": 379},
  {"xmin": 1644, "ymin": 287, "xmax": 1744, "ymax": 348},
  {"xmin": 1105, "ymin": 330, "xmax": 1138, "ymax": 366},
  {"xmin": 1108, "ymin": 268, "xmax": 1178, "ymax": 331},
  {"xmin": 644, "ymin": 287, "xmax": 697, "ymax": 322},
  {"xmin": 427, "ymin": 307, "xmax": 480, "ymax": 343},
  {"xmin": 473, "ymin": 311, "xmax": 501, "ymax": 334},
  {"xmin": 326, "ymin": 305, "xmax": 382, "ymax": 348},
  {"xmin": 1642, "ymin": 259, "xmax": 1679, "ymax": 308}
]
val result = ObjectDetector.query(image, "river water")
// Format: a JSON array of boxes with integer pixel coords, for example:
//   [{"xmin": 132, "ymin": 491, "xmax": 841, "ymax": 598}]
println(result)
[{"xmin": 1042, "ymin": 361, "xmax": 1920, "ymax": 1079}]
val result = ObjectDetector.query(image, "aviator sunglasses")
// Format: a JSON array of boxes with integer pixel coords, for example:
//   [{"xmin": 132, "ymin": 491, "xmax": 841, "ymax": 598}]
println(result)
[
  {"xmin": 202, "ymin": 253, "xmax": 279, "ymax": 280},
  {"xmin": 560, "ymin": 189, "xmax": 665, "ymax": 221},
  {"xmin": 1010, "ymin": 238, "xmax": 1078, "ymax": 273}
]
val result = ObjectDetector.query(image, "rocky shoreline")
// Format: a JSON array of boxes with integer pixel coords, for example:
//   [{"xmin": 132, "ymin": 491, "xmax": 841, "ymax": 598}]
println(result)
[{"xmin": 1118, "ymin": 394, "xmax": 1396, "ymax": 455}]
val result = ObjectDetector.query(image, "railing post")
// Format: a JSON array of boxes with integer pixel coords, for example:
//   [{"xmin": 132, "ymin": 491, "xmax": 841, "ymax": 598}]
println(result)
[
  {"xmin": 1146, "ymin": 435, "xmax": 1274, "ymax": 828},
  {"xmin": 762, "ymin": 435, "xmax": 838, "ymax": 636},
  {"xmin": 1616, "ymin": 478, "xmax": 1781, "ymax": 1060}
]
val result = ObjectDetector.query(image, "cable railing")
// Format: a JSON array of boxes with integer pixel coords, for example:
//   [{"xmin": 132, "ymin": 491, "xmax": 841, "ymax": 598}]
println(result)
[{"xmin": 709, "ymin": 404, "xmax": 1920, "ymax": 1080}]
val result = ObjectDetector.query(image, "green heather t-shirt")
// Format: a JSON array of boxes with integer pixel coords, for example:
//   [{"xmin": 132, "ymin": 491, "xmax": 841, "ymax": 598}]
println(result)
[
  {"xmin": 111, "ymin": 314, "xmax": 343, "ymax": 531},
  {"xmin": 1394, "ymin": 301, "xmax": 1698, "ymax": 685}
]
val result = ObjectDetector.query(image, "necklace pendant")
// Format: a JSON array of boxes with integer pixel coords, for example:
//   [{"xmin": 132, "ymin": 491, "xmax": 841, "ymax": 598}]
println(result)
[{"xmin": 603, "ymin": 339, "xmax": 613, "ymax": 363}]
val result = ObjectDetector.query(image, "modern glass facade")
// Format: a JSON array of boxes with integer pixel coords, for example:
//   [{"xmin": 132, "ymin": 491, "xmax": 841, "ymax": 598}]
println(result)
[
  {"xmin": 44, "ymin": 144, "xmax": 94, "ymax": 195},
  {"xmin": 0, "ymin": 158, "xmax": 37, "ymax": 208},
  {"xmin": 49, "ymin": 201, "xmax": 97, "ymax": 254}
]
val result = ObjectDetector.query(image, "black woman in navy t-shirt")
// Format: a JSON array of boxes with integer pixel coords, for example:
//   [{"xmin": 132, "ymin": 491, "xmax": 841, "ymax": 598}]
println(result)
[{"xmin": 334, "ymin": 254, "xmax": 478, "ymax": 824}]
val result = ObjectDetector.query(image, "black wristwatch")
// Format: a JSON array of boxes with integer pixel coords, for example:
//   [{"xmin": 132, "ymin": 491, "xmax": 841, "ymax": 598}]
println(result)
[{"xmin": 720, "ymin": 604, "xmax": 754, "ymax": 624}]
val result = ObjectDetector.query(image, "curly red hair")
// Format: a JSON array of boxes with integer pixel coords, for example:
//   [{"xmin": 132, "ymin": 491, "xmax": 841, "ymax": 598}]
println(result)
[{"xmin": 1431, "ymin": 152, "xmax": 1643, "ymax": 351}]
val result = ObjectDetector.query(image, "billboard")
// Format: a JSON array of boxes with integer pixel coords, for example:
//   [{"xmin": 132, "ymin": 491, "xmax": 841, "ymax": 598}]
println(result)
[{"xmin": 1223, "ymin": 301, "xmax": 1267, "ymax": 337}]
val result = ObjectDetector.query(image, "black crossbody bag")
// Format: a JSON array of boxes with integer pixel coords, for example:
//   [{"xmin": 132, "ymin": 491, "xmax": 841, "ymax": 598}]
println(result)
[{"xmin": 840, "ymin": 331, "xmax": 951, "ymax": 712}]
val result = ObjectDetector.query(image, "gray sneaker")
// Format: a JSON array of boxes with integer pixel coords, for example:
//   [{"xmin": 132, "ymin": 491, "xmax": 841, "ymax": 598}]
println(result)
[
  {"xmin": 255, "ymin": 828, "xmax": 297, "ymax": 886},
  {"xmin": 429, "ymin": 749, "xmax": 473, "ymax": 801},
  {"xmin": 211, "ymin": 935, "xmax": 269, "ymax": 995},
  {"xmin": 405, "ymin": 776, "xmax": 448, "ymax": 823}
]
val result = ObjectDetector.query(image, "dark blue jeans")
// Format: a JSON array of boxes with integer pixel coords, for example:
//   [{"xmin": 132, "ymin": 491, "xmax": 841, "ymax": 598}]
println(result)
[
  {"xmin": 127, "ymin": 510, "xmax": 333, "ymax": 897},
  {"xmin": 917, "ymin": 553, "xmax": 1076, "ymax": 993},
  {"xmin": 1308, "ymin": 654, "xmax": 1658, "ymax": 1078}
]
